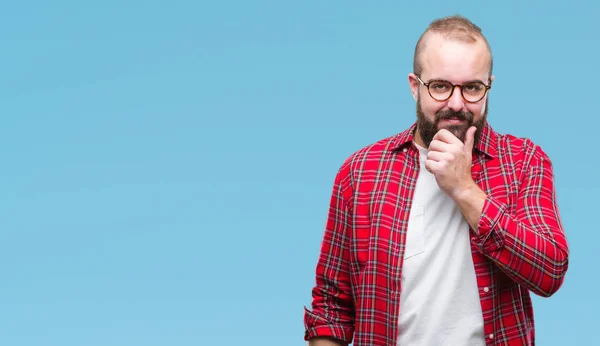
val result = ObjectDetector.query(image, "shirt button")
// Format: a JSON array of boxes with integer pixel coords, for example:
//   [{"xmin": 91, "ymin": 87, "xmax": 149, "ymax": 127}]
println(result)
[
  {"xmin": 483, "ymin": 287, "xmax": 489, "ymax": 293},
  {"xmin": 489, "ymin": 333, "xmax": 494, "ymax": 339},
  {"xmin": 403, "ymin": 148, "xmax": 408, "ymax": 153}
]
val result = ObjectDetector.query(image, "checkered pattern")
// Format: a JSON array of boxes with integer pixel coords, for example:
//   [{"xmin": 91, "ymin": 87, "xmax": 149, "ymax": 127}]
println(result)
[{"xmin": 304, "ymin": 122, "xmax": 569, "ymax": 345}]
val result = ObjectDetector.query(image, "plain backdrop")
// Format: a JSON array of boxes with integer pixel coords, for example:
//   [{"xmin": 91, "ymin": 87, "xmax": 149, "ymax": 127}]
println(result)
[{"xmin": 1, "ymin": 1, "xmax": 598, "ymax": 345}]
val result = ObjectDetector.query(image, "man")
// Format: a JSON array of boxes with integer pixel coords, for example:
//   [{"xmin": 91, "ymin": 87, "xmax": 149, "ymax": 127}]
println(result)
[{"xmin": 304, "ymin": 15, "xmax": 569, "ymax": 346}]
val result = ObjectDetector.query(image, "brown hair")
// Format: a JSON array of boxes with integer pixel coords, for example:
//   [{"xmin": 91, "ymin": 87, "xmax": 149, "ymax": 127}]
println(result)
[{"xmin": 413, "ymin": 15, "xmax": 493, "ymax": 78}]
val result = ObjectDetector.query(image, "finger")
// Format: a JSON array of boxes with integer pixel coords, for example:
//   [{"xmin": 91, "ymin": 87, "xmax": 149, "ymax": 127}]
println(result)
[
  {"xmin": 428, "ymin": 139, "xmax": 452, "ymax": 153},
  {"xmin": 432, "ymin": 128, "xmax": 460, "ymax": 144},
  {"xmin": 425, "ymin": 159, "xmax": 442, "ymax": 174},
  {"xmin": 426, "ymin": 150, "xmax": 446, "ymax": 163},
  {"xmin": 464, "ymin": 126, "xmax": 477, "ymax": 153}
]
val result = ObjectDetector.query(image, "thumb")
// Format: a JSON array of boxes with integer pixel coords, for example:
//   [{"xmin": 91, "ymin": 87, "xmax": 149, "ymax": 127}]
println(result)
[{"xmin": 464, "ymin": 126, "xmax": 477, "ymax": 153}]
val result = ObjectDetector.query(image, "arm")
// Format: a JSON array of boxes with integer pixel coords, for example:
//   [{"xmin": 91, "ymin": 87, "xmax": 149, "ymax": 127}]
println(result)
[
  {"xmin": 454, "ymin": 149, "xmax": 569, "ymax": 297},
  {"xmin": 308, "ymin": 337, "xmax": 347, "ymax": 346},
  {"xmin": 304, "ymin": 167, "xmax": 354, "ymax": 345}
]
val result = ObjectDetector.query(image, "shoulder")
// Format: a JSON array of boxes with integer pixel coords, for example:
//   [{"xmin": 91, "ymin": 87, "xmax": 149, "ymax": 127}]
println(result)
[
  {"xmin": 495, "ymin": 130, "xmax": 551, "ymax": 164},
  {"xmin": 337, "ymin": 128, "xmax": 410, "ymax": 178},
  {"xmin": 328, "ymin": 126, "xmax": 413, "ymax": 198},
  {"xmin": 492, "ymin": 129, "xmax": 554, "ymax": 176},
  {"xmin": 328, "ymin": 132, "xmax": 405, "ymax": 203}
]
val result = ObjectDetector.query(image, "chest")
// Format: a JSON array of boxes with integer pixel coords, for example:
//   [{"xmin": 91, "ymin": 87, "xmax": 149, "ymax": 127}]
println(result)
[{"xmin": 348, "ymin": 152, "xmax": 522, "ymax": 276}]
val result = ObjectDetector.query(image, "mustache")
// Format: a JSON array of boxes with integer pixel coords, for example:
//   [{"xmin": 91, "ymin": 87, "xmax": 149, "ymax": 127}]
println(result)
[{"xmin": 435, "ymin": 110, "xmax": 473, "ymax": 122}]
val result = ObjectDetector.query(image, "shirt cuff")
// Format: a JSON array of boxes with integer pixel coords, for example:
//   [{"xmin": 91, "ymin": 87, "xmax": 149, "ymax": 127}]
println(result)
[
  {"xmin": 304, "ymin": 306, "xmax": 354, "ymax": 343},
  {"xmin": 472, "ymin": 195, "xmax": 507, "ymax": 254}
]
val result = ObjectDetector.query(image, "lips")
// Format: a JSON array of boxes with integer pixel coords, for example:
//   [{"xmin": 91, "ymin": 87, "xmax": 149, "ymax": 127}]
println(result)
[
  {"xmin": 440, "ymin": 117, "xmax": 466, "ymax": 123},
  {"xmin": 443, "ymin": 116, "xmax": 465, "ymax": 121}
]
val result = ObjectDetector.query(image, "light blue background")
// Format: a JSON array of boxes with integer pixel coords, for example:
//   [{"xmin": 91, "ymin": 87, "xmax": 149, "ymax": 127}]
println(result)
[{"xmin": 1, "ymin": 1, "xmax": 597, "ymax": 345}]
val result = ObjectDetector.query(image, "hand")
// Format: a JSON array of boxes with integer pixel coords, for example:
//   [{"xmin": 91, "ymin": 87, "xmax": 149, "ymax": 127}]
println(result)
[{"xmin": 425, "ymin": 126, "xmax": 477, "ymax": 199}]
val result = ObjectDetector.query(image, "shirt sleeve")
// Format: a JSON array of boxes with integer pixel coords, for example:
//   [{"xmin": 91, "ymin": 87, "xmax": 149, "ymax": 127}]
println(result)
[
  {"xmin": 472, "ymin": 147, "xmax": 569, "ymax": 297},
  {"xmin": 304, "ymin": 166, "xmax": 355, "ymax": 344}
]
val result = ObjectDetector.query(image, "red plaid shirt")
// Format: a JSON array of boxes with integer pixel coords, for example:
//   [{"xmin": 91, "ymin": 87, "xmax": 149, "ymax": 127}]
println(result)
[{"xmin": 304, "ymin": 122, "xmax": 569, "ymax": 345}]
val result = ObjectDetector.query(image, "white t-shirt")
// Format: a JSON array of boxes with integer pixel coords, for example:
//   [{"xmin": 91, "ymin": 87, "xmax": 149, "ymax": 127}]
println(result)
[{"xmin": 397, "ymin": 143, "xmax": 486, "ymax": 346}]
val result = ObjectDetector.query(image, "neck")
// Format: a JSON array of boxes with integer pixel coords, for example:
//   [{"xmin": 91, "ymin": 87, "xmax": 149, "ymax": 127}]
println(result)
[{"xmin": 413, "ymin": 126, "xmax": 426, "ymax": 148}]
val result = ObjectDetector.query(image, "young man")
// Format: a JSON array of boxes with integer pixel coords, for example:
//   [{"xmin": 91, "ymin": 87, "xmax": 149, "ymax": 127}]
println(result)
[{"xmin": 304, "ymin": 15, "xmax": 569, "ymax": 346}]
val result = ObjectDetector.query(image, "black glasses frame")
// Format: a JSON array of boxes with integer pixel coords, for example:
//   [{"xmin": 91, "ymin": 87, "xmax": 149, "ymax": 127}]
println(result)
[{"xmin": 417, "ymin": 76, "xmax": 491, "ymax": 103}]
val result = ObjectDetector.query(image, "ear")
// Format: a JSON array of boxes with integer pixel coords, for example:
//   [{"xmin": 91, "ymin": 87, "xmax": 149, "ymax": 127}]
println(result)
[{"xmin": 408, "ymin": 73, "xmax": 419, "ymax": 101}]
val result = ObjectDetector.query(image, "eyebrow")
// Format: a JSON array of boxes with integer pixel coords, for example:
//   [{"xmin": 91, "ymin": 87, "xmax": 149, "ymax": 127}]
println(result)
[{"xmin": 427, "ymin": 78, "xmax": 486, "ymax": 84}]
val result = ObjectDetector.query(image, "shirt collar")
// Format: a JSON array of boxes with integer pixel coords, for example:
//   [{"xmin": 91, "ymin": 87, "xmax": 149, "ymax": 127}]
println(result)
[
  {"xmin": 390, "ymin": 121, "xmax": 498, "ymax": 158},
  {"xmin": 475, "ymin": 121, "xmax": 498, "ymax": 158}
]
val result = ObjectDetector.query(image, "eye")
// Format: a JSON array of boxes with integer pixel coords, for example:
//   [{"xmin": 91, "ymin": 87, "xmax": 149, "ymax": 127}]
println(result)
[
  {"xmin": 463, "ymin": 83, "xmax": 484, "ymax": 92},
  {"xmin": 430, "ymin": 82, "xmax": 451, "ymax": 91}
]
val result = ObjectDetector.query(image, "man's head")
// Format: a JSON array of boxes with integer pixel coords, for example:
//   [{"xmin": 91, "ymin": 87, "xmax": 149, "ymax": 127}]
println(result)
[{"xmin": 408, "ymin": 15, "xmax": 494, "ymax": 148}]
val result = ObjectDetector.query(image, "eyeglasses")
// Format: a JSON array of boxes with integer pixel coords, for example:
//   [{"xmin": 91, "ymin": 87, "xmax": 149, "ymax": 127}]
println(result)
[{"xmin": 417, "ymin": 76, "xmax": 491, "ymax": 103}]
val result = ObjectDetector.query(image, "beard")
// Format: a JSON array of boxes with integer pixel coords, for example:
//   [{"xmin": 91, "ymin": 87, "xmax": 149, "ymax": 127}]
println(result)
[{"xmin": 416, "ymin": 96, "xmax": 488, "ymax": 148}]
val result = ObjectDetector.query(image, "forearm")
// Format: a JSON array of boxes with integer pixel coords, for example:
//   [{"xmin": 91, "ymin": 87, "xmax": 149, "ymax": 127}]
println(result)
[
  {"xmin": 473, "ymin": 194, "xmax": 568, "ymax": 296},
  {"xmin": 453, "ymin": 182, "xmax": 486, "ymax": 232},
  {"xmin": 305, "ymin": 241, "xmax": 355, "ymax": 342},
  {"xmin": 452, "ymin": 182, "xmax": 569, "ymax": 296},
  {"xmin": 305, "ymin": 166, "xmax": 355, "ymax": 343},
  {"xmin": 308, "ymin": 337, "xmax": 347, "ymax": 346}
]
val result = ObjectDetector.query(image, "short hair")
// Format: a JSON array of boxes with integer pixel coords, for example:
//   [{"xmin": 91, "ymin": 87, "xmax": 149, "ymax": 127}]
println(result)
[{"xmin": 413, "ymin": 15, "xmax": 493, "ymax": 78}]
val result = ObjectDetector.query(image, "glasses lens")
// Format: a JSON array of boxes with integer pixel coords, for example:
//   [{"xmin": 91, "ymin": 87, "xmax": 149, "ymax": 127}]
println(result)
[
  {"xmin": 428, "ymin": 81, "xmax": 453, "ymax": 100},
  {"xmin": 462, "ymin": 82, "xmax": 486, "ymax": 102}
]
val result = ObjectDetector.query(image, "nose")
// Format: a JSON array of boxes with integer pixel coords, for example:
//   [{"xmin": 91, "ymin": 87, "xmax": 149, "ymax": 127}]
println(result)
[{"xmin": 447, "ymin": 85, "xmax": 465, "ymax": 111}]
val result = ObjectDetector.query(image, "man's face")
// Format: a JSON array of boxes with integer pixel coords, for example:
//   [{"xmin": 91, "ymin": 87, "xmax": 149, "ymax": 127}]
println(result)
[
  {"xmin": 415, "ymin": 93, "xmax": 488, "ymax": 148},
  {"xmin": 409, "ymin": 33, "xmax": 493, "ymax": 148}
]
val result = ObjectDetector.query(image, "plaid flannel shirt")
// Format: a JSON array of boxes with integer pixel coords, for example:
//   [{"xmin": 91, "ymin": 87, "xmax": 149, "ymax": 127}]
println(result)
[{"xmin": 304, "ymin": 122, "xmax": 569, "ymax": 345}]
